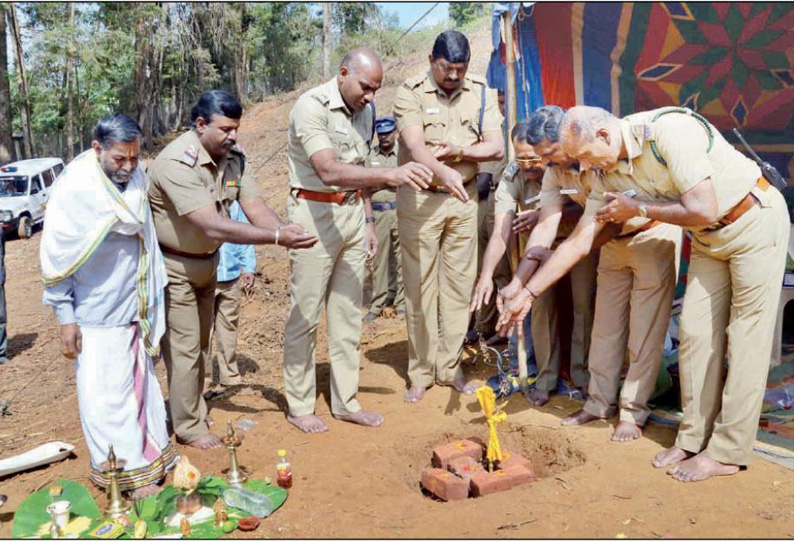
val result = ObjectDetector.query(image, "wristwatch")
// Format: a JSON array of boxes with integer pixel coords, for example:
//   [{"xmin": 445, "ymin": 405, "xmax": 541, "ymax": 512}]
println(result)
[
  {"xmin": 638, "ymin": 203, "xmax": 649, "ymax": 219},
  {"xmin": 365, "ymin": 216, "xmax": 376, "ymax": 224}
]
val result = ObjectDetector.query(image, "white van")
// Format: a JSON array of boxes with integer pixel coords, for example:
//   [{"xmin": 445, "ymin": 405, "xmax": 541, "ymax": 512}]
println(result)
[{"xmin": 0, "ymin": 158, "xmax": 65, "ymax": 238}]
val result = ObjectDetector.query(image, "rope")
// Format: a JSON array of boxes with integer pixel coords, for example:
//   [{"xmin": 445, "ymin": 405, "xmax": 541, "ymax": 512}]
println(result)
[{"xmin": 387, "ymin": 3, "xmax": 441, "ymax": 52}]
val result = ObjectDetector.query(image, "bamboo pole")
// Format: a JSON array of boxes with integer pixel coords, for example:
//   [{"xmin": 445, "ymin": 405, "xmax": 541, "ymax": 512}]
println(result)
[{"xmin": 502, "ymin": 10, "xmax": 529, "ymax": 398}]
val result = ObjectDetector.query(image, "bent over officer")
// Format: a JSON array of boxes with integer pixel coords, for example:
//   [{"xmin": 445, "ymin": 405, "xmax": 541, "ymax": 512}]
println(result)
[{"xmin": 148, "ymin": 90, "xmax": 317, "ymax": 449}]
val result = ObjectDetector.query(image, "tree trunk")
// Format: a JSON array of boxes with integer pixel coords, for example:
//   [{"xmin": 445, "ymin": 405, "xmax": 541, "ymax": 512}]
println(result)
[
  {"xmin": 322, "ymin": 3, "xmax": 332, "ymax": 79},
  {"xmin": 133, "ymin": 4, "xmax": 156, "ymax": 148},
  {"xmin": 65, "ymin": 2, "xmax": 75, "ymax": 161},
  {"xmin": 0, "ymin": 6, "xmax": 15, "ymax": 164},
  {"xmin": 8, "ymin": 4, "xmax": 34, "ymax": 159}
]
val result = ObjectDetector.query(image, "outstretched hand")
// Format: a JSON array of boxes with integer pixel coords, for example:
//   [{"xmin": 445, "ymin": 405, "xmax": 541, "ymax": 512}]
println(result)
[{"xmin": 278, "ymin": 223, "xmax": 318, "ymax": 249}]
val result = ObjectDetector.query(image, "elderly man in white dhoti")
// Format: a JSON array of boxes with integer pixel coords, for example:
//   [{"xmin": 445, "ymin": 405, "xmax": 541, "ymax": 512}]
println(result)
[{"xmin": 40, "ymin": 114, "xmax": 176, "ymax": 499}]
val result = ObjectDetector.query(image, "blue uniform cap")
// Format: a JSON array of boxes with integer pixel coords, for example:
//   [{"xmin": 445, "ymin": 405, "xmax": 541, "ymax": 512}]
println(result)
[{"xmin": 375, "ymin": 116, "xmax": 397, "ymax": 134}]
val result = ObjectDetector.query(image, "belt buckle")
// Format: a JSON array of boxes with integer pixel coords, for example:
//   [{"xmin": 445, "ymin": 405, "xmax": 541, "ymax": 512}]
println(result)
[{"xmin": 342, "ymin": 191, "xmax": 358, "ymax": 205}]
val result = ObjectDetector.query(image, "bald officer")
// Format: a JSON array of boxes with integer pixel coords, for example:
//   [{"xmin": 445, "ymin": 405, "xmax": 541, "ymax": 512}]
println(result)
[
  {"xmin": 501, "ymin": 106, "xmax": 680, "ymax": 440},
  {"xmin": 499, "ymin": 105, "xmax": 789, "ymax": 482},
  {"xmin": 284, "ymin": 48, "xmax": 432, "ymax": 434},
  {"xmin": 363, "ymin": 116, "xmax": 405, "ymax": 323},
  {"xmin": 148, "ymin": 90, "xmax": 317, "ymax": 449},
  {"xmin": 394, "ymin": 30, "xmax": 503, "ymax": 404}
]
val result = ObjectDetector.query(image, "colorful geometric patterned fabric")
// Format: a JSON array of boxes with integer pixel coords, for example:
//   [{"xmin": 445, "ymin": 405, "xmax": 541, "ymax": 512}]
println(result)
[{"xmin": 488, "ymin": 2, "xmax": 794, "ymax": 179}]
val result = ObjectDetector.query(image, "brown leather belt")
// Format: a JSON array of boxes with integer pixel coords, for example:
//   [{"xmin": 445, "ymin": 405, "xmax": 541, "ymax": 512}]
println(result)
[
  {"xmin": 616, "ymin": 219, "xmax": 660, "ymax": 238},
  {"xmin": 714, "ymin": 177, "xmax": 769, "ymax": 228},
  {"xmin": 294, "ymin": 188, "xmax": 361, "ymax": 205},
  {"xmin": 159, "ymin": 244, "xmax": 218, "ymax": 259},
  {"xmin": 424, "ymin": 179, "xmax": 474, "ymax": 193}
]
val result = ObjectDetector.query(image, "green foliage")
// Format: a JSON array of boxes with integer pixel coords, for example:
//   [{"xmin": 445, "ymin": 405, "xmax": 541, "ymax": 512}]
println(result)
[
  {"xmin": 449, "ymin": 2, "xmax": 488, "ymax": 28},
  {"xmin": 12, "ymin": 478, "xmax": 101, "ymax": 538}
]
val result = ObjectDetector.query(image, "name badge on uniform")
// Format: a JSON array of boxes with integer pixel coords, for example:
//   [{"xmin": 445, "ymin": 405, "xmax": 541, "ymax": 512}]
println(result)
[
  {"xmin": 524, "ymin": 194, "xmax": 542, "ymax": 206},
  {"xmin": 370, "ymin": 161, "xmax": 380, "ymax": 166},
  {"xmin": 334, "ymin": 125, "xmax": 348, "ymax": 135},
  {"xmin": 425, "ymin": 107, "xmax": 440, "ymax": 115},
  {"xmin": 225, "ymin": 179, "xmax": 241, "ymax": 188},
  {"xmin": 560, "ymin": 188, "xmax": 579, "ymax": 195}
]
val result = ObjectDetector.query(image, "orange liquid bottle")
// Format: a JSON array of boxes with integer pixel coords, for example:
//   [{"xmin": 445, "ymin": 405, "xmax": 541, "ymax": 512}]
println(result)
[{"xmin": 276, "ymin": 449, "xmax": 292, "ymax": 489}]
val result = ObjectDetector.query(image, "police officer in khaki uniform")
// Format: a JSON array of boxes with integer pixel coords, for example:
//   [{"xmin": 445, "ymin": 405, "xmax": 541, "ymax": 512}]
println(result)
[
  {"xmin": 363, "ymin": 116, "xmax": 404, "ymax": 323},
  {"xmin": 475, "ymin": 118, "xmax": 597, "ymax": 406},
  {"xmin": 393, "ymin": 30, "xmax": 503, "ymax": 403},
  {"xmin": 283, "ymin": 48, "xmax": 432, "ymax": 434},
  {"xmin": 148, "ymin": 90, "xmax": 317, "ymax": 449},
  {"xmin": 501, "ymin": 106, "xmax": 680, "ymax": 440},
  {"xmin": 501, "ymin": 105, "xmax": 790, "ymax": 482}
]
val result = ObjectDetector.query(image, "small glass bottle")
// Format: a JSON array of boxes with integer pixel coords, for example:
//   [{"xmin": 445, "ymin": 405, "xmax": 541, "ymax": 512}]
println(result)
[{"xmin": 276, "ymin": 449, "xmax": 292, "ymax": 489}]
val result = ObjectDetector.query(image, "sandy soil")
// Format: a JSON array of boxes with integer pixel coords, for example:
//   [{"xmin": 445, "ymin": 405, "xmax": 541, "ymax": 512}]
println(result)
[{"xmin": 2, "ymin": 20, "xmax": 794, "ymax": 540}]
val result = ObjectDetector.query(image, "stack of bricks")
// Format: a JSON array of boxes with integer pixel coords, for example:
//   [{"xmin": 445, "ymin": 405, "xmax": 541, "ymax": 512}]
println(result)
[{"xmin": 421, "ymin": 438, "xmax": 534, "ymax": 501}]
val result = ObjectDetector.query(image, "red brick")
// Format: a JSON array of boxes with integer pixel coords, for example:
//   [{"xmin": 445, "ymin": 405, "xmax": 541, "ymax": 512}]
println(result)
[
  {"xmin": 431, "ymin": 439, "xmax": 484, "ymax": 469},
  {"xmin": 470, "ymin": 469, "xmax": 512, "ymax": 497},
  {"xmin": 501, "ymin": 464, "xmax": 534, "ymax": 488},
  {"xmin": 447, "ymin": 455, "xmax": 484, "ymax": 480},
  {"xmin": 496, "ymin": 450, "xmax": 534, "ymax": 474},
  {"xmin": 421, "ymin": 468, "xmax": 470, "ymax": 501}
]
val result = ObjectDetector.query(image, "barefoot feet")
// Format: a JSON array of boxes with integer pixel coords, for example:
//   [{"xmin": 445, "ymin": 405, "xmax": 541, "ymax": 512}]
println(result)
[
  {"xmin": 449, "ymin": 378, "xmax": 478, "ymax": 395},
  {"xmin": 185, "ymin": 433, "xmax": 223, "ymax": 450},
  {"xmin": 612, "ymin": 421, "xmax": 642, "ymax": 442},
  {"xmin": 287, "ymin": 414, "xmax": 329, "ymax": 434},
  {"xmin": 667, "ymin": 452, "xmax": 740, "ymax": 482},
  {"xmin": 334, "ymin": 410, "xmax": 384, "ymax": 428},
  {"xmin": 129, "ymin": 483, "xmax": 163, "ymax": 501},
  {"xmin": 526, "ymin": 388, "xmax": 550, "ymax": 407},
  {"xmin": 652, "ymin": 446, "xmax": 693, "ymax": 468},
  {"xmin": 404, "ymin": 386, "xmax": 427, "ymax": 403},
  {"xmin": 561, "ymin": 409, "xmax": 600, "ymax": 426}
]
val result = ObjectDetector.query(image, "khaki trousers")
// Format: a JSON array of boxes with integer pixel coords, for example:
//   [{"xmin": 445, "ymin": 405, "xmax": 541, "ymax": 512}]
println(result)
[
  {"xmin": 368, "ymin": 207, "xmax": 404, "ymax": 314},
  {"xmin": 206, "ymin": 278, "xmax": 242, "ymax": 387},
  {"xmin": 475, "ymin": 191, "xmax": 512, "ymax": 334},
  {"xmin": 161, "ymin": 252, "xmax": 218, "ymax": 443},
  {"xmin": 582, "ymin": 223, "xmax": 681, "ymax": 425},
  {"xmin": 676, "ymin": 189, "xmax": 790, "ymax": 465},
  {"xmin": 283, "ymin": 193, "xmax": 366, "ymax": 417},
  {"xmin": 398, "ymin": 182, "xmax": 478, "ymax": 387},
  {"xmin": 533, "ymin": 249, "xmax": 598, "ymax": 391}
]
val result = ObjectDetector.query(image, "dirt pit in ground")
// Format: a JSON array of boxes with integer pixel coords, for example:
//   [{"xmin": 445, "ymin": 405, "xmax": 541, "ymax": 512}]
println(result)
[{"xmin": 400, "ymin": 422, "xmax": 587, "ymax": 495}]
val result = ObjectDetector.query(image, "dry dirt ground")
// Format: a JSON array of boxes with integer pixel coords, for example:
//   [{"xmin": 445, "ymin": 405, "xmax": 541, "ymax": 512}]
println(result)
[{"xmin": 2, "ymin": 22, "xmax": 794, "ymax": 540}]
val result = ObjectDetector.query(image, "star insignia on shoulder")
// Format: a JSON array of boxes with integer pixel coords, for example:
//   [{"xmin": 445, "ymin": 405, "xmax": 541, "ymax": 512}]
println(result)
[{"xmin": 180, "ymin": 145, "xmax": 199, "ymax": 166}]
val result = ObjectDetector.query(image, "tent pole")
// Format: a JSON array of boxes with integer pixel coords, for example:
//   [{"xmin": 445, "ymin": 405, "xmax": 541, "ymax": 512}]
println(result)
[{"xmin": 502, "ymin": 10, "xmax": 529, "ymax": 399}]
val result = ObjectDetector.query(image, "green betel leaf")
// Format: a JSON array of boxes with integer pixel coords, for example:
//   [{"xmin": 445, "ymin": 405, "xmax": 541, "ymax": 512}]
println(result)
[{"xmin": 12, "ymin": 478, "xmax": 102, "ymax": 538}]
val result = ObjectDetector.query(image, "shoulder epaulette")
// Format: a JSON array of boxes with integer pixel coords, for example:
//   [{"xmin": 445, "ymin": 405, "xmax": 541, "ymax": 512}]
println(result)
[
  {"xmin": 468, "ymin": 74, "xmax": 486, "ymax": 85},
  {"xmin": 178, "ymin": 144, "xmax": 199, "ymax": 167},
  {"xmin": 501, "ymin": 162, "xmax": 519, "ymax": 183},
  {"xmin": 405, "ymin": 73, "xmax": 427, "ymax": 89}
]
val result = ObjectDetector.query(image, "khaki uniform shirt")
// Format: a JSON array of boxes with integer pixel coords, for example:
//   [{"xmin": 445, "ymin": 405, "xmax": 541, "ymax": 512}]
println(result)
[
  {"xmin": 148, "ymin": 130, "xmax": 261, "ymax": 255},
  {"xmin": 366, "ymin": 144, "xmax": 398, "ymax": 204},
  {"xmin": 393, "ymin": 71, "xmax": 501, "ymax": 186},
  {"xmin": 494, "ymin": 163, "xmax": 543, "ymax": 216},
  {"xmin": 288, "ymin": 77, "xmax": 373, "ymax": 193},
  {"xmin": 584, "ymin": 107, "xmax": 761, "ymax": 234}
]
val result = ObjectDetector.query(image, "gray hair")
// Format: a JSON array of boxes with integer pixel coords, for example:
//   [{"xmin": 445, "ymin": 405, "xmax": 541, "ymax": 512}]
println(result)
[
  {"xmin": 560, "ymin": 106, "xmax": 616, "ymax": 143},
  {"xmin": 93, "ymin": 114, "xmax": 142, "ymax": 149},
  {"xmin": 526, "ymin": 106, "xmax": 566, "ymax": 145}
]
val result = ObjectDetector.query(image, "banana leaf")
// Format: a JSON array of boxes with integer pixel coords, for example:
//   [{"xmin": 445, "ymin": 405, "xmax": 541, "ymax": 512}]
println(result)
[{"xmin": 12, "ymin": 478, "xmax": 102, "ymax": 538}]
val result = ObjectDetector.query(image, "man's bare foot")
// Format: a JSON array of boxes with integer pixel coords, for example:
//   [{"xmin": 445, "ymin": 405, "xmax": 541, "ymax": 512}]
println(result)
[
  {"xmin": 404, "ymin": 386, "xmax": 427, "ymax": 403},
  {"xmin": 652, "ymin": 446, "xmax": 693, "ymax": 468},
  {"xmin": 185, "ymin": 433, "xmax": 223, "ymax": 450},
  {"xmin": 334, "ymin": 410, "xmax": 384, "ymax": 428},
  {"xmin": 441, "ymin": 378, "xmax": 478, "ymax": 395},
  {"xmin": 129, "ymin": 483, "xmax": 162, "ymax": 500},
  {"xmin": 561, "ymin": 409, "xmax": 600, "ymax": 426},
  {"xmin": 667, "ymin": 452, "xmax": 740, "ymax": 482},
  {"xmin": 206, "ymin": 416, "xmax": 214, "ymax": 429},
  {"xmin": 287, "ymin": 414, "xmax": 328, "ymax": 434},
  {"xmin": 526, "ymin": 388, "xmax": 550, "ymax": 406},
  {"xmin": 612, "ymin": 421, "xmax": 642, "ymax": 442}
]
